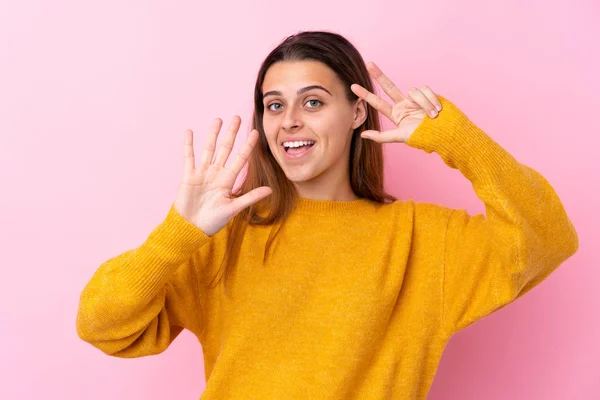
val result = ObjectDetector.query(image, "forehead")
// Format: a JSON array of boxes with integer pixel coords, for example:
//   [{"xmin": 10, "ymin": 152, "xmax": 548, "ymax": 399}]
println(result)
[{"xmin": 262, "ymin": 60, "xmax": 342, "ymax": 93}]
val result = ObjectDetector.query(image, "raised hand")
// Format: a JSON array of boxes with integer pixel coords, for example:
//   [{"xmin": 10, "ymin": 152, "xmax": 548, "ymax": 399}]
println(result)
[
  {"xmin": 173, "ymin": 116, "xmax": 272, "ymax": 236},
  {"xmin": 350, "ymin": 62, "xmax": 443, "ymax": 143}
]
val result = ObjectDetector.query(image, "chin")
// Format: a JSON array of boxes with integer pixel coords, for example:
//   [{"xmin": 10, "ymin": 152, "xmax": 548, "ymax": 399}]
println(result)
[
  {"xmin": 285, "ymin": 173, "xmax": 313, "ymax": 184},
  {"xmin": 282, "ymin": 168, "xmax": 320, "ymax": 184}
]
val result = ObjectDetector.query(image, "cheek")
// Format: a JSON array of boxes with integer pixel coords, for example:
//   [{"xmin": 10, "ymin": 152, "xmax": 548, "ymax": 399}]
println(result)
[
  {"xmin": 261, "ymin": 115, "xmax": 271, "ymax": 132},
  {"xmin": 262, "ymin": 120, "xmax": 279, "ymax": 152},
  {"xmin": 316, "ymin": 108, "xmax": 354, "ymax": 137},
  {"xmin": 320, "ymin": 121, "xmax": 353, "ymax": 151},
  {"xmin": 329, "ymin": 133, "xmax": 351, "ymax": 157}
]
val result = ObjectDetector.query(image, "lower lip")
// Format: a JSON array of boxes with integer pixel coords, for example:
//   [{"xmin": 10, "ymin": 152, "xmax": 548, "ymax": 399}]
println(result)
[{"xmin": 282, "ymin": 144, "xmax": 315, "ymax": 160}]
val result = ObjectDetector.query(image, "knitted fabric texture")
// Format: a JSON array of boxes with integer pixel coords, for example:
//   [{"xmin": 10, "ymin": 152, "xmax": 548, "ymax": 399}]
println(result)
[{"xmin": 76, "ymin": 96, "xmax": 579, "ymax": 399}]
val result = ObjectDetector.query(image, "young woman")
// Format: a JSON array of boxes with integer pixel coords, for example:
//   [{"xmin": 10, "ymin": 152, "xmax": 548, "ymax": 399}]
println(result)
[{"xmin": 76, "ymin": 31, "xmax": 579, "ymax": 399}]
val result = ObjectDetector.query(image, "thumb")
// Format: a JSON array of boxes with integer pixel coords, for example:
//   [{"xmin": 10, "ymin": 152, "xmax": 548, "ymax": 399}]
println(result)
[
  {"xmin": 231, "ymin": 186, "xmax": 273, "ymax": 215},
  {"xmin": 361, "ymin": 129, "xmax": 406, "ymax": 144},
  {"xmin": 360, "ymin": 130, "xmax": 387, "ymax": 143}
]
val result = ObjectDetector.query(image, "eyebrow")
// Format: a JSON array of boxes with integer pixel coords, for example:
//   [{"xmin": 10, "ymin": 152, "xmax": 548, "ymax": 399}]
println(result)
[{"xmin": 262, "ymin": 85, "xmax": 333, "ymax": 100}]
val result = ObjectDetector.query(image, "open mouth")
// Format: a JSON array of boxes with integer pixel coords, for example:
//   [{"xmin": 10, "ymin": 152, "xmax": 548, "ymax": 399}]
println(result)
[{"xmin": 283, "ymin": 140, "xmax": 316, "ymax": 155}]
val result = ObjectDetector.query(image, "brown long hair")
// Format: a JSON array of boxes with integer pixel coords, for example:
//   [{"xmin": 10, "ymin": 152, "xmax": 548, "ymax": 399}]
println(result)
[{"xmin": 208, "ymin": 30, "xmax": 396, "ymax": 291}]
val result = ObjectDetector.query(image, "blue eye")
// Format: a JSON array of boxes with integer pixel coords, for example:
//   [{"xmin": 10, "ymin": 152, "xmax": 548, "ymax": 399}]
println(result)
[
  {"xmin": 268, "ymin": 103, "xmax": 283, "ymax": 111},
  {"xmin": 306, "ymin": 99, "xmax": 322, "ymax": 108},
  {"xmin": 266, "ymin": 99, "xmax": 322, "ymax": 112}
]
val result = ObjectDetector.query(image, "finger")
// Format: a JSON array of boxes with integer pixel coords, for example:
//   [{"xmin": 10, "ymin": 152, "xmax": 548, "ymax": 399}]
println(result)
[
  {"xmin": 183, "ymin": 129, "xmax": 195, "ymax": 173},
  {"xmin": 199, "ymin": 118, "xmax": 222, "ymax": 165},
  {"xmin": 408, "ymin": 88, "xmax": 438, "ymax": 118},
  {"xmin": 360, "ymin": 129, "xmax": 399, "ymax": 143},
  {"xmin": 350, "ymin": 83, "xmax": 393, "ymax": 121},
  {"xmin": 360, "ymin": 129, "xmax": 381, "ymax": 140},
  {"xmin": 231, "ymin": 186, "xmax": 273, "ymax": 215},
  {"xmin": 366, "ymin": 62, "xmax": 406, "ymax": 103},
  {"xmin": 419, "ymin": 85, "xmax": 442, "ymax": 112},
  {"xmin": 228, "ymin": 129, "xmax": 259, "ymax": 177},
  {"xmin": 214, "ymin": 115, "xmax": 241, "ymax": 167}
]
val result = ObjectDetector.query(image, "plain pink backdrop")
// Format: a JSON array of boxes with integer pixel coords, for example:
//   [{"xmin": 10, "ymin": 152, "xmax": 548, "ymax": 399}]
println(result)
[{"xmin": 0, "ymin": 0, "xmax": 597, "ymax": 399}]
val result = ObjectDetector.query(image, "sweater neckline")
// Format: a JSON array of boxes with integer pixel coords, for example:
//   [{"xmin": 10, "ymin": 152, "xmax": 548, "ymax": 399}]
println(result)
[{"xmin": 293, "ymin": 197, "xmax": 376, "ymax": 215}]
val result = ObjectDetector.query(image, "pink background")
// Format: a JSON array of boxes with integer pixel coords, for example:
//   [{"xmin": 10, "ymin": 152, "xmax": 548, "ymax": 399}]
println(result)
[{"xmin": 1, "ymin": 1, "xmax": 597, "ymax": 399}]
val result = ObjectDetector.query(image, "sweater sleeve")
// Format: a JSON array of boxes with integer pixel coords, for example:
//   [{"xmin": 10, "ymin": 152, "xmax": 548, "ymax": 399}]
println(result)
[
  {"xmin": 406, "ymin": 95, "xmax": 579, "ymax": 336},
  {"xmin": 76, "ymin": 203, "xmax": 212, "ymax": 358}
]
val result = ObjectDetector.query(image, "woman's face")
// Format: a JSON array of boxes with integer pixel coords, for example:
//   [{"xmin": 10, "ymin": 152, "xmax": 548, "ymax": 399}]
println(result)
[{"xmin": 261, "ymin": 60, "xmax": 367, "ymax": 187}]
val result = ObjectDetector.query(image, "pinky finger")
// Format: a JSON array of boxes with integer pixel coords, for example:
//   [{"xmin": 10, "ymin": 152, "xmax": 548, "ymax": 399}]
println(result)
[
  {"xmin": 419, "ymin": 86, "xmax": 442, "ymax": 111},
  {"xmin": 407, "ymin": 88, "xmax": 437, "ymax": 118},
  {"xmin": 183, "ymin": 129, "xmax": 195, "ymax": 173}
]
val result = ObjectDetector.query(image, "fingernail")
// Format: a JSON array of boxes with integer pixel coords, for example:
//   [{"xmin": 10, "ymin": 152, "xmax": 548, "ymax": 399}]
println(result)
[
  {"xmin": 429, "ymin": 110, "xmax": 438, "ymax": 118},
  {"xmin": 436, "ymin": 105, "xmax": 442, "ymax": 111}
]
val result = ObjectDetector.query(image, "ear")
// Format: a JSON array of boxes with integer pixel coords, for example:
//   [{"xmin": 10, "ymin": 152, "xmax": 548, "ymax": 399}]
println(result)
[{"xmin": 351, "ymin": 99, "xmax": 368, "ymax": 129}]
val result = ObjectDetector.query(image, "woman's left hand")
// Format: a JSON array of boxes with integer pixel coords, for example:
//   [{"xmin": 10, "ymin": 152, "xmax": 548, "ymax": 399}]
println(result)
[{"xmin": 350, "ymin": 62, "xmax": 443, "ymax": 143}]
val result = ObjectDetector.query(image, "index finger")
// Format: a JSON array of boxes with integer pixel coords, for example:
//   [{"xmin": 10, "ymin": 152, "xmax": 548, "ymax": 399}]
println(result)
[
  {"xmin": 350, "ymin": 83, "xmax": 393, "ymax": 121},
  {"xmin": 366, "ymin": 61, "xmax": 406, "ymax": 104},
  {"xmin": 228, "ymin": 129, "xmax": 259, "ymax": 177}
]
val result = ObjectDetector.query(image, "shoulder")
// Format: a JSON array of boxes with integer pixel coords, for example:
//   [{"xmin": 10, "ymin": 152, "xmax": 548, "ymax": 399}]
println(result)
[
  {"xmin": 384, "ymin": 198, "xmax": 454, "ymax": 220},
  {"xmin": 385, "ymin": 199, "xmax": 455, "ymax": 237},
  {"xmin": 354, "ymin": 198, "xmax": 454, "ymax": 222}
]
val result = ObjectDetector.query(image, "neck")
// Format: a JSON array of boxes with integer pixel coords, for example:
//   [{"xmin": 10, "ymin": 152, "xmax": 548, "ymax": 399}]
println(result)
[{"xmin": 293, "ymin": 172, "xmax": 358, "ymax": 201}]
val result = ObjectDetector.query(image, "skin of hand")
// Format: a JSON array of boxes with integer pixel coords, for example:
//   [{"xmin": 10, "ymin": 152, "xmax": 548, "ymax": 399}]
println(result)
[
  {"xmin": 175, "ymin": 116, "xmax": 272, "ymax": 236},
  {"xmin": 350, "ymin": 61, "xmax": 443, "ymax": 144}
]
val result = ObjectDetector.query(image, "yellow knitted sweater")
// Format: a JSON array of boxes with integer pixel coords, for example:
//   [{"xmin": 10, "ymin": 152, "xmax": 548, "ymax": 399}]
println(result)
[{"xmin": 76, "ymin": 96, "xmax": 579, "ymax": 399}]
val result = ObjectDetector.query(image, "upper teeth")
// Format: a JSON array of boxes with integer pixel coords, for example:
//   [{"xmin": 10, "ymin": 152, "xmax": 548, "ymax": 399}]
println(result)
[{"xmin": 283, "ymin": 140, "xmax": 315, "ymax": 148}]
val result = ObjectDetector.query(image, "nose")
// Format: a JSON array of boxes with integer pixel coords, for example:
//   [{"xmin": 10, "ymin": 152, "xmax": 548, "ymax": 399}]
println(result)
[{"xmin": 281, "ymin": 105, "xmax": 303, "ymax": 132}]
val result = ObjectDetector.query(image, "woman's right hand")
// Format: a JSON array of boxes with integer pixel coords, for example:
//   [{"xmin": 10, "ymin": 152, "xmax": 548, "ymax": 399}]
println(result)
[{"xmin": 173, "ymin": 116, "xmax": 272, "ymax": 236}]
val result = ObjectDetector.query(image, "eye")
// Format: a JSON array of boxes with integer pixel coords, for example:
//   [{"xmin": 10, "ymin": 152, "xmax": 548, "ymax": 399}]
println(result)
[
  {"xmin": 267, "ymin": 102, "xmax": 283, "ymax": 112},
  {"xmin": 266, "ymin": 99, "xmax": 322, "ymax": 112},
  {"xmin": 305, "ymin": 99, "xmax": 322, "ymax": 108}
]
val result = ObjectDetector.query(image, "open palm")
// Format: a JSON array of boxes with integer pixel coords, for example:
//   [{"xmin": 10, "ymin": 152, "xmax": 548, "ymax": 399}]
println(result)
[{"xmin": 174, "ymin": 116, "xmax": 272, "ymax": 236}]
